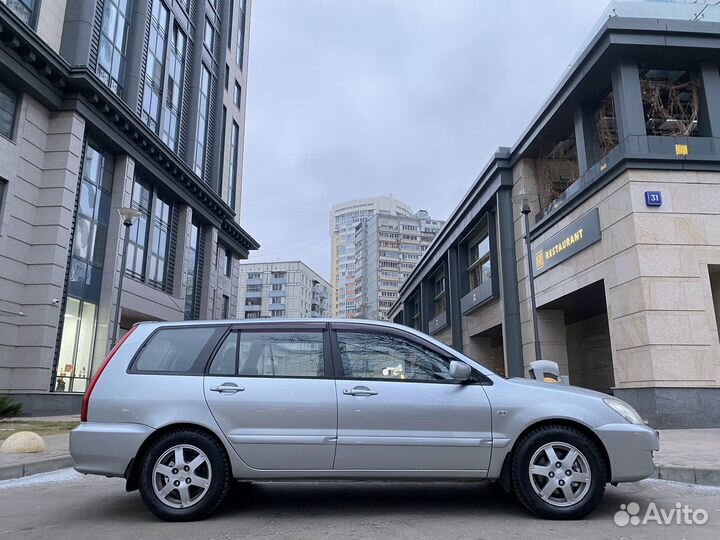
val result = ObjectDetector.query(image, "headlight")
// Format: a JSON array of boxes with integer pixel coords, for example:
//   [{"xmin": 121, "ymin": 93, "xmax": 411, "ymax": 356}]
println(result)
[{"xmin": 603, "ymin": 398, "xmax": 644, "ymax": 424}]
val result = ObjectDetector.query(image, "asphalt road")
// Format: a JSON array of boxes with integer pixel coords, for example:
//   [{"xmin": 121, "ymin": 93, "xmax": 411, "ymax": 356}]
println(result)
[{"xmin": 1, "ymin": 470, "xmax": 719, "ymax": 540}]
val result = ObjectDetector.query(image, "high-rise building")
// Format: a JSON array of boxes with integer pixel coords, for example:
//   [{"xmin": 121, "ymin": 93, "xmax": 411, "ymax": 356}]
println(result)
[
  {"xmin": 0, "ymin": 0, "xmax": 258, "ymax": 412},
  {"xmin": 238, "ymin": 261, "xmax": 331, "ymax": 319},
  {"xmin": 355, "ymin": 210, "xmax": 444, "ymax": 320},
  {"xmin": 330, "ymin": 197, "xmax": 412, "ymax": 317}
]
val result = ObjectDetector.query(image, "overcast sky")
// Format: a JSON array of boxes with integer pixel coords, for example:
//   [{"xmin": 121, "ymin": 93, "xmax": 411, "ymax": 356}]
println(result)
[{"xmin": 240, "ymin": 0, "xmax": 610, "ymax": 282}]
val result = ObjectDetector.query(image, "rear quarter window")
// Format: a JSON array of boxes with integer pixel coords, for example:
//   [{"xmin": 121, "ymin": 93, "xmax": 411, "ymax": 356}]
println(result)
[{"xmin": 131, "ymin": 326, "xmax": 225, "ymax": 374}]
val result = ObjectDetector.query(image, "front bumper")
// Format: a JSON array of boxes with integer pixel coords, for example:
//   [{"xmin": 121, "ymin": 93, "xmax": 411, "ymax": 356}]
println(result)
[
  {"xmin": 595, "ymin": 423, "xmax": 659, "ymax": 482},
  {"xmin": 70, "ymin": 422, "xmax": 154, "ymax": 478}
]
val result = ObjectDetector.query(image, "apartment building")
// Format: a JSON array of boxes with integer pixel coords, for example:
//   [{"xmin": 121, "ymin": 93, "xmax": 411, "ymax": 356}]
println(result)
[
  {"xmin": 354, "ymin": 210, "xmax": 443, "ymax": 320},
  {"xmin": 390, "ymin": 0, "xmax": 720, "ymax": 428},
  {"xmin": 330, "ymin": 197, "xmax": 412, "ymax": 317},
  {"xmin": 0, "ymin": 0, "xmax": 258, "ymax": 413},
  {"xmin": 238, "ymin": 261, "xmax": 331, "ymax": 319}
]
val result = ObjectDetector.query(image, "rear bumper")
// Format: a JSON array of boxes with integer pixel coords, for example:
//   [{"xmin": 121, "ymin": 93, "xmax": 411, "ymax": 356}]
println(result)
[
  {"xmin": 70, "ymin": 422, "xmax": 154, "ymax": 478},
  {"xmin": 595, "ymin": 423, "xmax": 659, "ymax": 482}
]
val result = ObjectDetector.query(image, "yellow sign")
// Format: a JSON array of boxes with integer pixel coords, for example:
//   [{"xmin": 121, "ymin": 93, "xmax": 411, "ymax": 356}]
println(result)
[
  {"xmin": 543, "ymin": 228, "xmax": 584, "ymax": 262},
  {"xmin": 535, "ymin": 251, "xmax": 545, "ymax": 270},
  {"xmin": 675, "ymin": 144, "xmax": 689, "ymax": 156},
  {"xmin": 533, "ymin": 209, "xmax": 601, "ymax": 275}
]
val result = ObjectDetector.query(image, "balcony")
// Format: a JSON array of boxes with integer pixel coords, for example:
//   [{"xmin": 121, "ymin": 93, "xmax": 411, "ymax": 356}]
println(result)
[
  {"xmin": 271, "ymin": 276, "xmax": 287, "ymax": 285},
  {"xmin": 244, "ymin": 304, "xmax": 261, "ymax": 312},
  {"xmin": 269, "ymin": 290, "xmax": 286, "ymax": 298},
  {"xmin": 245, "ymin": 291, "xmax": 262, "ymax": 298},
  {"xmin": 247, "ymin": 277, "xmax": 262, "ymax": 285},
  {"xmin": 269, "ymin": 302, "xmax": 285, "ymax": 310}
]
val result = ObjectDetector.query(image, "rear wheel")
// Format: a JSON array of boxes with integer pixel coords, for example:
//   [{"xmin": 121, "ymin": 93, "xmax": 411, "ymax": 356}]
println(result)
[
  {"xmin": 511, "ymin": 426, "xmax": 606, "ymax": 519},
  {"xmin": 138, "ymin": 429, "xmax": 231, "ymax": 521}
]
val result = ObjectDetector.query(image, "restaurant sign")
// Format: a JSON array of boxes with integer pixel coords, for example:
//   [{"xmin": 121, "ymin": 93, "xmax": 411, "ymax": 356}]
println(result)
[{"xmin": 532, "ymin": 208, "xmax": 601, "ymax": 276}]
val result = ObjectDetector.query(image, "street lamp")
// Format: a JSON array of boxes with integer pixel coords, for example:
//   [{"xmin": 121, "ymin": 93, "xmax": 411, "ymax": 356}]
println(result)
[
  {"xmin": 111, "ymin": 207, "xmax": 143, "ymax": 348},
  {"xmin": 520, "ymin": 200, "xmax": 543, "ymax": 361}
]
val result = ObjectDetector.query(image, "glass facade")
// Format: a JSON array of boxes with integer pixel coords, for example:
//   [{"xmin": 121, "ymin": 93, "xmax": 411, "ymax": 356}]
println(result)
[
  {"xmin": 235, "ymin": 0, "xmax": 246, "ymax": 69},
  {"xmin": 141, "ymin": 0, "xmax": 169, "ymax": 132},
  {"xmin": 126, "ymin": 178, "xmax": 151, "ymax": 280},
  {"xmin": 148, "ymin": 193, "xmax": 171, "ymax": 287},
  {"xmin": 160, "ymin": 22, "xmax": 186, "ymax": 151},
  {"xmin": 97, "ymin": 0, "xmax": 133, "ymax": 96},
  {"xmin": 193, "ymin": 65, "xmax": 211, "ymax": 178},
  {"xmin": 6, "ymin": 0, "xmax": 38, "ymax": 29},
  {"xmin": 56, "ymin": 142, "xmax": 115, "ymax": 393},
  {"xmin": 0, "ymin": 80, "xmax": 17, "ymax": 139},
  {"xmin": 228, "ymin": 121, "xmax": 239, "ymax": 210}
]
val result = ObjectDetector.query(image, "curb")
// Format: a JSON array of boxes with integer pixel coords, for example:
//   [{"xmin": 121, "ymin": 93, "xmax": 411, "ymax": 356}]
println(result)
[
  {"xmin": 0, "ymin": 455, "xmax": 74, "ymax": 481},
  {"xmin": 653, "ymin": 465, "xmax": 720, "ymax": 487}
]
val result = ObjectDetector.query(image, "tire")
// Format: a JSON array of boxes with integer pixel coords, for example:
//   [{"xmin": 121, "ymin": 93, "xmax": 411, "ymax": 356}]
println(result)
[
  {"xmin": 511, "ymin": 425, "xmax": 606, "ymax": 520},
  {"xmin": 137, "ymin": 429, "xmax": 231, "ymax": 521}
]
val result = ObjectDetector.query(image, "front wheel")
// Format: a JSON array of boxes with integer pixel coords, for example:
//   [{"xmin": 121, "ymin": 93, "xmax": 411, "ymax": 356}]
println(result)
[
  {"xmin": 511, "ymin": 426, "xmax": 606, "ymax": 519},
  {"xmin": 138, "ymin": 429, "xmax": 231, "ymax": 521}
]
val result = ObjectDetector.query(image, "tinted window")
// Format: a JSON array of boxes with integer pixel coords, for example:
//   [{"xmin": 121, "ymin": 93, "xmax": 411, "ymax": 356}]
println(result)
[
  {"xmin": 134, "ymin": 327, "xmax": 221, "ymax": 373},
  {"xmin": 336, "ymin": 331, "xmax": 458, "ymax": 382},
  {"xmin": 209, "ymin": 332, "xmax": 237, "ymax": 376},
  {"xmin": 230, "ymin": 332, "xmax": 324, "ymax": 378}
]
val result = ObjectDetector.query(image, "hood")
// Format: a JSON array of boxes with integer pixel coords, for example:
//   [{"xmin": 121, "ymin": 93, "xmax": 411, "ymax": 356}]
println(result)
[{"xmin": 504, "ymin": 377, "xmax": 610, "ymax": 400}]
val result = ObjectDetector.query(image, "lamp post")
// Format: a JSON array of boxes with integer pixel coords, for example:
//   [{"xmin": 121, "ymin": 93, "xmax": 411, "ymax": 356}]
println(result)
[
  {"xmin": 521, "ymin": 200, "xmax": 543, "ymax": 361},
  {"xmin": 111, "ymin": 207, "xmax": 143, "ymax": 348}
]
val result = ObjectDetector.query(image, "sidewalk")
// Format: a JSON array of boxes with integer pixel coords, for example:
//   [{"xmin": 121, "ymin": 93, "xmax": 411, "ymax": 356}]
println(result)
[{"xmin": 1, "ymin": 425, "xmax": 719, "ymax": 485}]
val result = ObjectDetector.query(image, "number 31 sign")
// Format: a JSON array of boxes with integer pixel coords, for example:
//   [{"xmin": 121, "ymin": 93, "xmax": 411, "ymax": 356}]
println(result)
[{"xmin": 644, "ymin": 191, "xmax": 662, "ymax": 207}]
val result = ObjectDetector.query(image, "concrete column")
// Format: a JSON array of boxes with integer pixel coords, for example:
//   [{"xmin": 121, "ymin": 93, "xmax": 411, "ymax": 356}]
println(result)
[
  {"xmin": 446, "ymin": 246, "xmax": 463, "ymax": 352},
  {"xmin": 697, "ymin": 62, "xmax": 720, "ymax": 138},
  {"xmin": 123, "ymin": 0, "xmax": 151, "ymax": 113},
  {"xmin": 59, "ymin": 0, "xmax": 96, "ymax": 67},
  {"xmin": 496, "ymin": 186, "xmax": 524, "ymax": 378},
  {"xmin": 611, "ymin": 60, "xmax": 646, "ymax": 144},
  {"xmin": 574, "ymin": 104, "xmax": 600, "ymax": 175},
  {"xmin": 419, "ymin": 279, "xmax": 432, "ymax": 334}
]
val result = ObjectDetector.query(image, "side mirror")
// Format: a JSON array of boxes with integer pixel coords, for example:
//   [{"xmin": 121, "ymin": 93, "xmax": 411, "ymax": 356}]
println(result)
[{"xmin": 449, "ymin": 360, "xmax": 472, "ymax": 381}]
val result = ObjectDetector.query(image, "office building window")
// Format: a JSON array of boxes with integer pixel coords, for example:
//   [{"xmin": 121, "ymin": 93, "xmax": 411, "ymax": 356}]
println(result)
[
  {"xmin": 225, "ymin": 247, "xmax": 232, "ymax": 276},
  {"xmin": 160, "ymin": 23, "xmax": 186, "ymax": 151},
  {"xmin": 148, "ymin": 193, "xmax": 171, "ymax": 287},
  {"xmin": 141, "ymin": 0, "xmax": 169, "ymax": 132},
  {"xmin": 6, "ymin": 0, "xmax": 38, "ymax": 29},
  {"xmin": 204, "ymin": 17, "xmax": 214, "ymax": 51},
  {"xmin": 228, "ymin": 122, "xmax": 239, "ymax": 210},
  {"xmin": 0, "ymin": 81, "xmax": 18, "ymax": 140},
  {"xmin": 233, "ymin": 82, "xmax": 241, "ymax": 107},
  {"xmin": 432, "ymin": 270, "xmax": 446, "ymax": 316},
  {"xmin": 222, "ymin": 295, "xmax": 230, "ymax": 318},
  {"xmin": 468, "ymin": 230, "xmax": 491, "ymax": 290},
  {"xmin": 224, "ymin": 64, "xmax": 229, "ymax": 89},
  {"xmin": 57, "ymin": 141, "xmax": 115, "ymax": 393},
  {"xmin": 97, "ymin": 0, "xmax": 132, "ymax": 96},
  {"xmin": 235, "ymin": 1, "xmax": 245, "ymax": 69},
  {"xmin": 194, "ymin": 65, "xmax": 211, "ymax": 179},
  {"xmin": 184, "ymin": 221, "xmax": 200, "ymax": 320},
  {"xmin": 126, "ymin": 178, "xmax": 151, "ymax": 280}
]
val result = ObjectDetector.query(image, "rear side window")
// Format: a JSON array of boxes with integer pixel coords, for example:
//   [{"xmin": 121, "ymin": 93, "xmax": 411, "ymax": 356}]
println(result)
[
  {"xmin": 207, "ymin": 331, "xmax": 325, "ymax": 378},
  {"xmin": 132, "ymin": 326, "xmax": 224, "ymax": 374}
]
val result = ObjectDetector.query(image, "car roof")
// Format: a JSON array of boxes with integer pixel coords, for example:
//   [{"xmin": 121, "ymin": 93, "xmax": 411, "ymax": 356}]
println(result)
[{"xmin": 134, "ymin": 318, "xmax": 402, "ymax": 330}]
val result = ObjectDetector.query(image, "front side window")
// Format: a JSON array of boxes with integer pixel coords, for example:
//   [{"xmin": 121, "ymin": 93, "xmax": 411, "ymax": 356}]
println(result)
[
  {"xmin": 133, "ymin": 326, "xmax": 222, "ymax": 373},
  {"xmin": 141, "ymin": 0, "xmax": 169, "ymax": 132},
  {"xmin": 336, "ymin": 331, "xmax": 459, "ymax": 383},
  {"xmin": 0, "ymin": 80, "xmax": 18, "ymax": 140},
  {"xmin": 468, "ymin": 230, "xmax": 491, "ymax": 290},
  {"xmin": 97, "ymin": 0, "xmax": 133, "ymax": 95},
  {"xmin": 193, "ymin": 65, "xmax": 211, "ymax": 179},
  {"xmin": 208, "ymin": 331, "xmax": 325, "ymax": 377}
]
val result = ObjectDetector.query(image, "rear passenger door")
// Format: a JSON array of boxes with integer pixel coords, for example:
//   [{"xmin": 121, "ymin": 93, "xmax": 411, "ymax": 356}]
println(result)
[{"xmin": 203, "ymin": 324, "xmax": 337, "ymax": 471}]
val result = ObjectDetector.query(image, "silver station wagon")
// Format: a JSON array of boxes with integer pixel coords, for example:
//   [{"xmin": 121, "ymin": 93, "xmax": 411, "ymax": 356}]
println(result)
[{"xmin": 70, "ymin": 319, "xmax": 659, "ymax": 521}]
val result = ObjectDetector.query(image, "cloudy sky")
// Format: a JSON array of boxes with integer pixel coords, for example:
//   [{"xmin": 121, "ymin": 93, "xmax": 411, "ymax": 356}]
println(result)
[{"xmin": 240, "ymin": 0, "xmax": 610, "ymax": 281}]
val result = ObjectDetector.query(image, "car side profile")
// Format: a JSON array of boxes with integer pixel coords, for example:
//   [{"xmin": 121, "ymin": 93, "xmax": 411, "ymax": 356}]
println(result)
[{"xmin": 70, "ymin": 319, "xmax": 659, "ymax": 521}]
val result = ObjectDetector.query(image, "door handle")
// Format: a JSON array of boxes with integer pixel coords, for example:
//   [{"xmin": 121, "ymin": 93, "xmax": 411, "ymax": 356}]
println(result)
[
  {"xmin": 343, "ymin": 386, "xmax": 378, "ymax": 397},
  {"xmin": 210, "ymin": 382, "xmax": 245, "ymax": 394}
]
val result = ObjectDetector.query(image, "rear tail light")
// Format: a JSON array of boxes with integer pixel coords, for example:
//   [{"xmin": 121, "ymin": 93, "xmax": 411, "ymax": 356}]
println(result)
[{"xmin": 81, "ymin": 325, "xmax": 137, "ymax": 422}]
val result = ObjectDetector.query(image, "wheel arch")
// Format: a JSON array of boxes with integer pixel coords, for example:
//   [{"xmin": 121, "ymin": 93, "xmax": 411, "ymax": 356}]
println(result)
[
  {"xmin": 498, "ymin": 418, "xmax": 612, "ymax": 492},
  {"xmin": 124, "ymin": 422, "xmax": 230, "ymax": 492}
]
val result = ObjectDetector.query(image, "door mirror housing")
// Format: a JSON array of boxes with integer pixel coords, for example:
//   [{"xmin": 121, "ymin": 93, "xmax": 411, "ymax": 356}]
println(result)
[{"xmin": 449, "ymin": 360, "xmax": 472, "ymax": 381}]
